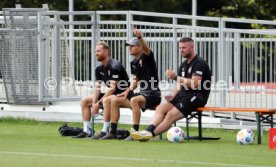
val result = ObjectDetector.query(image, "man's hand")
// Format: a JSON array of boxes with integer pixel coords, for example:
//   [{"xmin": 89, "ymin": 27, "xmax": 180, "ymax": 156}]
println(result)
[
  {"xmin": 165, "ymin": 95, "xmax": 173, "ymax": 102},
  {"xmin": 132, "ymin": 28, "xmax": 142, "ymax": 38},
  {"xmin": 91, "ymin": 103, "xmax": 100, "ymax": 116},
  {"xmin": 116, "ymin": 90, "xmax": 130, "ymax": 100},
  {"xmin": 166, "ymin": 69, "xmax": 177, "ymax": 80}
]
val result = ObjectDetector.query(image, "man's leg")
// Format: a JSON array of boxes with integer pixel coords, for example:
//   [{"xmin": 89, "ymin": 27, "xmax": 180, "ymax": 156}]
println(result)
[
  {"xmin": 94, "ymin": 95, "xmax": 114, "ymax": 139},
  {"xmin": 130, "ymin": 95, "xmax": 146, "ymax": 131},
  {"xmin": 73, "ymin": 95, "xmax": 95, "ymax": 138},
  {"xmin": 153, "ymin": 107, "xmax": 184, "ymax": 136},
  {"xmin": 102, "ymin": 96, "xmax": 114, "ymax": 132},
  {"xmin": 100, "ymin": 96, "xmax": 131, "ymax": 140},
  {"xmin": 145, "ymin": 102, "xmax": 174, "ymax": 134},
  {"xmin": 130, "ymin": 102, "xmax": 175, "ymax": 140}
]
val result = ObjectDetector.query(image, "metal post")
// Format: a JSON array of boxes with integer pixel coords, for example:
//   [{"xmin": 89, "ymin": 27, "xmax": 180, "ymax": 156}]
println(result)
[
  {"xmin": 126, "ymin": 11, "xmax": 133, "ymax": 73},
  {"xmin": 198, "ymin": 112, "xmax": 202, "ymax": 141},
  {"xmin": 256, "ymin": 113, "xmax": 261, "ymax": 144},
  {"xmin": 218, "ymin": 19, "xmax": 226, "ymax": 107},
  {"xmin": 53, "ymin": 14, "xmax": 61, "ymax": 98},
  {"xmin": 186, "ymin": 117, "xmax": 190, "ymax": 141},
  {"xmin": 91, "ymin": 11, "xmax": 98, "ymax": 81},
  {"xmin": 37, "ymin": 12, "xmax": 44, "ymax": 101},
  {"xmin": 69, "ymin": 0, "xmax": 75, "ymax": 79},
  {"xmin": 172, "ymin": 17, "xmax": 178, "ymax": 73},
  {"xmin": 91, "ymin": 115, "xmax": 95, "ymax": 138},
  {"xmin": 192, "ymin": 0, "xmax": 197, "ymax": 27},
  {"xmin": 192, "ymin": 0, "xmax": 197, "ymax": 39}
]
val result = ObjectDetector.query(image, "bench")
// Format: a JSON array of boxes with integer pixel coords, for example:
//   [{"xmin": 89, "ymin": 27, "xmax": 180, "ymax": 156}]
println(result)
[
  {"xmin": 91, "ymin": 107, "xmax": 276, "ymax": 144},
  {"xmin": 184, "ymin": 107, "xmax": 276, "ymax": 144}
]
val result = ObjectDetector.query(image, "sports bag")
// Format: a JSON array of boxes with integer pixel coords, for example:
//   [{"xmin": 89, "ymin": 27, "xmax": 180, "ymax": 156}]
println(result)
[
  {"xmin": 116, "ymin": 128, "xmax": 130, "ymax": 140},
  {"xmin": 58, "ymin": 123, "xmax": 83, "ymax": 136}
]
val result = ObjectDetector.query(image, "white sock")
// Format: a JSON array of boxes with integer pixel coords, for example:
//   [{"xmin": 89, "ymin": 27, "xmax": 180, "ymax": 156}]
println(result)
[
  {"xmin": 102, "ymin": 121, "xmax": 110, "ymax": 133},
  {"xmin": 83, "ymin": 121, "xmax": 91, "ymax": 134}
]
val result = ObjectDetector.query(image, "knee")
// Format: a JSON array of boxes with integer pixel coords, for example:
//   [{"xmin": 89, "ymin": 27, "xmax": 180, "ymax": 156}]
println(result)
[
  {"xmin": 110, "ymin": 96, "xmax": 120, "ymax": 106},
  {"xmin": 130, "ymin": 97, "xmax": 140, "ymax": 106},
  {"xmin": 102, "ymin": 96, "xmax": 111, "ymax": 106},
  {"xmin": 156, "ymin": 104, "xmax": 166, "ymax": 114},
  {"xmin": 164, "ymin": 112, "xmax": 175, "ymax": 123},
  {"xmin": 80, "ymin": 96, "xmax": 90, "ymax": 107}
]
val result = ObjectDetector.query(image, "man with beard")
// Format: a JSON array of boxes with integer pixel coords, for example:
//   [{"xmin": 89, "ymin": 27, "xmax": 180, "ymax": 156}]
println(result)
[
  {"xmin": 130, "ymin": 37, "xmax": 211, "ymax": 141},
  {"xmin": 74, "ymin": 41, "xmax": 129, "ymax": 138}
]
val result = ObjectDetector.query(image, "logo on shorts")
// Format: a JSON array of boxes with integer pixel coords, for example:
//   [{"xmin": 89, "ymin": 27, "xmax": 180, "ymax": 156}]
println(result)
[
  {"xmin": 196, "ymin": 71, "xmax": 203, "ymax": 75},
  {"xmin": 191, "ymin": 96, "xmax": 196, "ymax": 102},
  {"xmin": 179, "ymin": 103, "xmax": 183, "ymax": 108},
  {"xmin": 100, "ymin": 72, "xmax": 104, "ymax": 76}
]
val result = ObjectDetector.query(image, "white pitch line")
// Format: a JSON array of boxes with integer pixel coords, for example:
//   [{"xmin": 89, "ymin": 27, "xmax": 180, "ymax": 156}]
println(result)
[{"xmin": 0, "ymin": 151, "xmax": 272, "ymax": 167}]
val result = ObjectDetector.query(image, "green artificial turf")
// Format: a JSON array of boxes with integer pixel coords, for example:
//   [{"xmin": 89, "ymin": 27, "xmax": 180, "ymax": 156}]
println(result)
[{"xmin": 0, "ymin": 117, "xmax": 275, "ymax": 167}]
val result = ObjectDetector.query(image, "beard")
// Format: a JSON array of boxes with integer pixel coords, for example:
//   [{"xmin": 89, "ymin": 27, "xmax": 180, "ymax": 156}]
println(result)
[
  {"xmin": 96, "ymin": 55, "xmax": 105, "ymax": 61},
  {"xmin": 183, "ymin": 52, "xmax": 192, "ymax": 58}
]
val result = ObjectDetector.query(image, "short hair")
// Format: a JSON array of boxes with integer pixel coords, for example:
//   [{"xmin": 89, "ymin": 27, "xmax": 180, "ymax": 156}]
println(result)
[
  {"xmin": 179, "ymin": 37, "xmax": 194, "ymax": 43},
  {"xmin": 96, "ymin": 41, "xmax": 110, "ymax": 53}
]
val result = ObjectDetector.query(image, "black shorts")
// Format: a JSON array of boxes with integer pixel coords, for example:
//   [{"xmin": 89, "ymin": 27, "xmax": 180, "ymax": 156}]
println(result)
[
  {"xmin": 127, "ymin": 90, "xmax": 161, "ymax": 111},
  {"xmin": 170, "ymin": 92, "xmax": 206, "ymax": 117}
]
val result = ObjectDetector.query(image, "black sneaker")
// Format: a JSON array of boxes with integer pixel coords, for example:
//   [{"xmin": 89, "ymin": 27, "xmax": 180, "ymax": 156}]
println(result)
[
  {"xmin": 93, "ymin": 132, "xmax": 106, "ymax": 140},
  {"xmin": 100, "ymin": 133, "xmax": 117, "ymax": 140},
  {"xmin": 72, "ymin": 131, "xmax": 92, "ymax": 138}
]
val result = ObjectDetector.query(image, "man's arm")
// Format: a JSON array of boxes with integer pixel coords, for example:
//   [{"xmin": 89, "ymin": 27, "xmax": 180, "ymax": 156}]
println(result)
[
  {"xmin": 117, "ymin": 75, "xmax": 138, "ymax": 98},
  {"xmin": 175, "ymin": 75, "xmax": 202, "ymax": 90},
  {"xmin": 133, "ymin": 28, "xmax": 151, "ymax": 56},
  {"xmin": 97, "ymin": 80, "xmax": 117, "ymax": 105},
  {"xmin": 92, "ymin": 81, "xmax": 101, "ymax": 105},
  {"xmin": 166, "ymin": 69, "xmax": 202, "ymax": 90}
]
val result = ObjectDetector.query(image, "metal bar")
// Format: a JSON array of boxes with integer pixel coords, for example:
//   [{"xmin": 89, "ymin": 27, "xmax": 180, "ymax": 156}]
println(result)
[
  {"xmin": 256, "ymin": 113, "xmax": 261, "ymax": 144},
  {"xmin": 186, "ymin": 117, "xmax": 189, "ymax": 141},
  {"xmin": 198, "ymin": 112, "xmax": 202, "ymax": 141}
]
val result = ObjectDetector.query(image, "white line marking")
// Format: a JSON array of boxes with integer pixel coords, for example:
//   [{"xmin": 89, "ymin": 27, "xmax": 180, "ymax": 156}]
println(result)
[{"xmin": 0, "ymin": 151, "xmax": 272, "ymax": 167}]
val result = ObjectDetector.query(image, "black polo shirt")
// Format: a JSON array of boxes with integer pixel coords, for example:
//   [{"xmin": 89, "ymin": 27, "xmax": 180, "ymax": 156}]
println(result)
[
  {"xmin": 95, "ymin": 58, "xmax": 130, "ymax": 94},
  {"xmin": 130, "ymin": 51, "xmax": 160, "ymax": 93},
  {"xmin": 178, "ymin": 55, "xmax": 211, "ymax": 102}
]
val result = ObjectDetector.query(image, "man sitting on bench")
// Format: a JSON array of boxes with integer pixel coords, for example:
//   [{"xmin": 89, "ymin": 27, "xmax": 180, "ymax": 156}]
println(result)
[
  {"xmin": 130, "ymin": 37, "xmax": 211, "ymax": 141},
  {"xmin": 100, "ymin": 28, "xmax": 161, "ymax": 140},
  {"xmin": 73, "ymin": 41, "xmax": 129, "ymax": 138}
]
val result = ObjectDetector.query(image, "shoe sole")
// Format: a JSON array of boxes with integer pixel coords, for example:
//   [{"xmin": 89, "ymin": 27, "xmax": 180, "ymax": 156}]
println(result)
[{"xmin": 130, "ymin": 133, "xmax": 152, "ymax": 141}]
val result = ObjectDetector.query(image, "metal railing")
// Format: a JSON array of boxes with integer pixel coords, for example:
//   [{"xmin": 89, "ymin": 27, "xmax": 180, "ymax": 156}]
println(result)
[{"xmin": 0, "ymin": 10, "xmax": 275, "ymax": 112}]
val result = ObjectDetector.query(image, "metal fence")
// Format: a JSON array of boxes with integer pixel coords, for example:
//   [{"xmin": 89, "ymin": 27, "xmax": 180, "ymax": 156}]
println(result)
[
  {"xmin": 0, "ymin": 8, "xmax": 48, "ymax": 104},
  {"xmin": 1, "ymin": 10, "xmax": 276, "ymax": 112}
]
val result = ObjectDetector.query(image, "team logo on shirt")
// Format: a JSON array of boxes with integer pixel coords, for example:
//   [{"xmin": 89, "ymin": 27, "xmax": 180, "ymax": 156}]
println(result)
[
  {"xmin": 112, "ymin": 75, "xmax": 119, "ymax": 79},
  {"xmin": 181, "ymin": 68, "xmax": 185, "ymax": 77},
  {"xmin": 139, "ymin": 59, "xmax": 143, "ymax": 67},
  {"xmin": 188, "ymin": 67, "xmax": 192, "ymax": 74}
]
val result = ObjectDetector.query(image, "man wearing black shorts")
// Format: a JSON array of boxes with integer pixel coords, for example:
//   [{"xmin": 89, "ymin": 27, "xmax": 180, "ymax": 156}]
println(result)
[
  {"xmin": 100, "ymin": 28, "xmax": 161, "ymax": 140},
  {"xmin": 130, "ymin": 37, "xmax": 211, "ymax": 141},
  {"xmin": 74, "ymin": 41, "xmax": 129, "ymax": 138}
]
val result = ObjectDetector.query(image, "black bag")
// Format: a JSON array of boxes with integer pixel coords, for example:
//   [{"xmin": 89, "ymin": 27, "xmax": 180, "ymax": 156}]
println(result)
[
  {"xmin": 116, "ymin": 128, "xmax": 130, "ymax": 140},
  {"xmin": 58, "ymin": 123, "xmax": 83, "ymax": 136}
]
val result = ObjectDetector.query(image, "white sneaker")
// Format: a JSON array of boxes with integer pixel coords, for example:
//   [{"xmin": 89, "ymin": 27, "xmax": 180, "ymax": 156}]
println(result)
[{"xmin": 130, "ymin": 130, "xmax": 153, "ymax": 141}]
